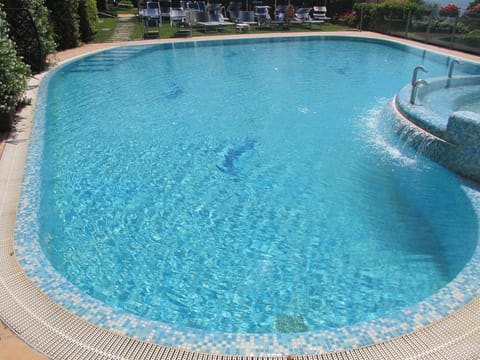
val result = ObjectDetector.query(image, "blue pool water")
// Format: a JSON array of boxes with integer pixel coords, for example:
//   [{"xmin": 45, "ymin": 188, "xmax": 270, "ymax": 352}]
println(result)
[{"xmin": 22, "ymin": 37, "xmax": 480, "ymax": 336}]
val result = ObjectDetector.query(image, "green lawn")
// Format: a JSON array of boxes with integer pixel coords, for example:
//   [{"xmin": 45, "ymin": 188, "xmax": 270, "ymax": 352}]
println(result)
[
  {"xmin": 93, "ymin": 14, "xmax": 350, "ymax": 43},
  {"xmin": 94, "ymin": 17, "xmax": 120, "ymax": 42}
]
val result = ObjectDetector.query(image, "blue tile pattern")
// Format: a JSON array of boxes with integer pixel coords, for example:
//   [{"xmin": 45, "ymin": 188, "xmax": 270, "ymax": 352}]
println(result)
[
  {"xmin": 13, "ymin": 37, "xmax": 480, "ymax": 356},
  {"xmin": 395, "ymin": 75, "xmax": 480, "ymax": 182}
]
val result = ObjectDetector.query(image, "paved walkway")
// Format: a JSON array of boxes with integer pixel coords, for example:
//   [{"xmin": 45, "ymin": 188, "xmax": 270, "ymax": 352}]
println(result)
[
  {"xmin": 109, "ymin": 14, "xmax": 136, "ymax": 42},
  {"xmin": 0, "ymin": 320, "xmax": 46, "ymax": 359}
]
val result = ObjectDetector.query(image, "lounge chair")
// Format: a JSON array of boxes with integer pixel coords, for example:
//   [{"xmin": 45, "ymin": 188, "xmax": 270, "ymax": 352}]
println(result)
[
  {"xmin": 195, "ymin": 0, "xmax": 207, "ymax": 12},
  {"xmin": 274, "ymin": 4, "xmax": 289, "ymax": 21},
  {"xmin": 251, "ymin": 0, "xmax": 263, "ymax": 11},
  {"xmin": 141, "ymin": 1, "xmax": 162, "ymax": 37},
  {"xmin": 313, "ymin": 6, "xmax": 331, "ymax": 21},
  {"xmin": 254, "ymin": 5, "xmax": 271, "ymax": 26},
  {"xmin": 140, "ymin": 1, "xmax": 161, "ymax": 18},
  {"xmin": 227, "ymin": 1, "xmax": 242, "ymax": 22},
  {"xmin": 170, "ymin": 7, "xmax": 192, "ymax": 36},
  {"xmin": 160, "ymin": 0, "xmax": 171, "ymax": 21},
  {"xmin": 236, "ymin": 10, "xmax": 256, "ymax": 31},
  {"xmin": 194, "ymin": 11, "xmax": 233, "ymax": 32},
  {"xmin": 294, "ymin": 7, "xmax": 324, "ymax": 28},
  {"xmin": 170, "ymin": 7, "xmax": 186, "ymax": 26}
]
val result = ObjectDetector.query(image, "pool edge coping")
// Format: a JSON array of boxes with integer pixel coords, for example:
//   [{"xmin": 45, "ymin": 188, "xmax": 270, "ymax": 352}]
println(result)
[{"xmin": 1, "ymin": 31, "xmax": 480, "ymax": 360}]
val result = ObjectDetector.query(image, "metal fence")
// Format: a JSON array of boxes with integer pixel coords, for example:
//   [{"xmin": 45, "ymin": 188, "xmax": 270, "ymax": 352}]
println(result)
[{"xmin": 355, "ymin": 5, "xmax": 480, "ymax": 55}]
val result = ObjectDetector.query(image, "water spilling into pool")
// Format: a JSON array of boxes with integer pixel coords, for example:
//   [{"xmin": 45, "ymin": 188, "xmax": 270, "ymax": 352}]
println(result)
[{"xmin": 21, "ymin": 37, "xmax": 480, "ymax": 337}]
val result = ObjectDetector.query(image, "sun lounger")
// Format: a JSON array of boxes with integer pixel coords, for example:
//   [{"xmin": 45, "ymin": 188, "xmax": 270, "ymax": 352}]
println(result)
[
  {"xmin": 254, "ymin": 5, "xmax": 271, "ymax": 26},
  {"xmin": 294, "ymin": 7, "xmax": 324, "ymax": 28},
  {"xmin": 227, "ymin": 1, "xmax": 242, "ymax": 22},
  {"xmin": 141, "ymin": 1, "xmax": 162, "ymax": 37},
  {"xmin": 236, "ymin": 10, "xmax": 256, "ymax": 31},
  {"xmin": 194, "ymin": 11, "xmax": 233, "ymax": 32},
  {"xmin": 313, "ymin": 6, "xmax": 331, "ymax": 21}
]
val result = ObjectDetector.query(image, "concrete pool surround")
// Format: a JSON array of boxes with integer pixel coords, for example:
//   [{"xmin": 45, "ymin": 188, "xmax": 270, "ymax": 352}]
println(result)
[{"xmin": 1, "ymin": 32, "xmax": 480, "ymax": 359}]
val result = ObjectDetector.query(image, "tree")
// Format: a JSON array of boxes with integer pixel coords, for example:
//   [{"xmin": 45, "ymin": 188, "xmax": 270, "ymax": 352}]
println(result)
[
  {"xmin": 0, "ymin": 0, "xmax": 56, "ymax": 72},
  {"xmin": 79, "ymin": 0, "xmax": 98, "ymax": 42},
  {"xmin": 45, "ymin": 0, "xmax": 81, "ymax": 50},
  {"xmin": 0, "ymin": 3, "xmax": 30, "ymax": 130}
]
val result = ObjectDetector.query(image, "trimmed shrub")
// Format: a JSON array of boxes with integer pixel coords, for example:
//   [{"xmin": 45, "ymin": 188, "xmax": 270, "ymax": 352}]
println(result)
[
  {"xmin": 97, "ymin": 0, "xmax": 107, "ymax": 11},
  {"xmin": 79, "ymin": 0, "xmax": 98, "ymax": 42},
  {"xmin": 3, "ymin": 0, "xmax": 56, "ymax": 72},
  {"xmin": 45, "ymin": 0, "xmax": 81, "ymax": 50},
  {"xmin": 0, "ymin": 4, "xmax": 30, "ymax": 130},
  {"xmin": 354, "ymin": 1, "xmax": 426, "ymax": 30},
  {"xmin": 20, "ymin": 0, "xmax": 56, "ymax": 56}
]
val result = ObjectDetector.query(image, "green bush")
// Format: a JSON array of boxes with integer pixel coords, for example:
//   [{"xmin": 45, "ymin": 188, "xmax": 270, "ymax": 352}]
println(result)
[
  {"xmin": 78, "ymin": 0, "xmax": 99, "ymax": 42},
  {"xmin": 354, "ymin": 1, "xmax": 426, "ymax": 29},
  {"xmin": 0, "ymin": 4, "xmax": 30, "ymax": 129},
  {"xmin": 353, "ymin": 3, "xmax": 378, "ymax": 29},
  {"xmin": 97, "ymin": 0, "xmax": 107, "ymax": 11},
  {"xmin": 17, "ymin": 0, "xmax": 56, "ymax": 56},
  {"xmin": 4, "ymin": 0, "xmax": 56, "ymax": 72},
  {"xmin": 45, "ymin": 0, "xmax": 81, "ymax": 50}
]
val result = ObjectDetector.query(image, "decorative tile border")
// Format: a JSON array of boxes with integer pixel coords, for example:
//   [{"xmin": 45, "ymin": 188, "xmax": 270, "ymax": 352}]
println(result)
[{"xmin": 12, "ymin": 35, "xmax": 480, "ymax": 356}]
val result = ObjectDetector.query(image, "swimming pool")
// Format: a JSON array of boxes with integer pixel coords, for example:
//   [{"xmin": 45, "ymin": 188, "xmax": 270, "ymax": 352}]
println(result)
[{"xmin": 15, "ymin": 36, "xmax": 480, "ymax": 355}]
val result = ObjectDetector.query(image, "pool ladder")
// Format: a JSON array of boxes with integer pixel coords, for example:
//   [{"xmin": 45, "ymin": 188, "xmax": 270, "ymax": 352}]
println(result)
[
  {"xmin": 410, "ymin": 65, "xmax": 428, "ymax": 105},
  {"xmin": 448, "ymin": 58, "xmax": 462, "ymax": 79}
]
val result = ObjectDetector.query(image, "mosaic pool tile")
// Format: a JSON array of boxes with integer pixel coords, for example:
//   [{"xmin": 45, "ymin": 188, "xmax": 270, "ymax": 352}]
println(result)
[{"xmin": 12, "ymin": 37, "xmax": 480, "ymax": 356}]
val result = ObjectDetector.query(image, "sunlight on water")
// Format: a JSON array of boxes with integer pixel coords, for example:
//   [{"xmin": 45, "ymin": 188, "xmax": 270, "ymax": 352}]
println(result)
[{"xmin": 30, "ymin": 38, "xmax": 479, "ymax": 334}]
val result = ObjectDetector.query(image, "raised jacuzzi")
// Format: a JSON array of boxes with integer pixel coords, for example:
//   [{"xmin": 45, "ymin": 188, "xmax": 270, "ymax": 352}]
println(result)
[{"xmin": 395, "ymin": 75, "xmax": 480, "ymax": 182}]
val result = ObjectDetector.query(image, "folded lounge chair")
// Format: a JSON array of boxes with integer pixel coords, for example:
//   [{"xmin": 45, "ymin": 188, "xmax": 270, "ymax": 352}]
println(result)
[
  {"xmin": 236, "ymin": 10, "xmax": 256, "ymax": 31},
  {"xmin": 227, "ymin": 1, "xmax": 242, "ymax": 22},
  {"xmin": 194, "ymin": 11, "xmax": 233, "ymax": 32},
  {"xmin": 313, "ymin": 6, "xmax": 331, "ymax": 21},
  {"xmin": 254, "ymin": 5, "xmax": 271, "ymax": 26},
  {"xmin": 275, "ymin": 4, "xmax": 289, "ymax": 21},
  {"xmin": 141, "ymin": 1, "xmax": 162, "ymax": 37},
  {"xmin": 170, "ymin": 7, "xmax": 186, "ymax": 26},
  {"xmin": 294, "ymin": 7, "xmax": 324, "ymax": 27}
]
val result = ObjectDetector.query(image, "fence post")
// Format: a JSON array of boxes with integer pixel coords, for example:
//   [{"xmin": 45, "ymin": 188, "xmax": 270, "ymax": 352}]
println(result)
[
  {"xmin": 387, "ymin": 8, "xmax": 393, "ymax": 33},
  {"xmin": 405, "ymin": 9, "xmax": 411, "ymax": 37},
  {"xmin": 450, "ymin": 15, "xmax": 459, "ymax": 48},
  {"xmin": 359, "ymin": 5, "xmax": 364, "ymax": 31},
  {"xmin": 426, "ymin": 10, "xmax": 433, "ymax": 41}
]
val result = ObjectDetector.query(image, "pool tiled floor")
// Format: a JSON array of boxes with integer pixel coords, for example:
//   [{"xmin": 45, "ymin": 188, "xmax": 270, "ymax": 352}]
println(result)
[{"xmin": 1, "ymin": 32, "xmax": 480, "ymax": 360}]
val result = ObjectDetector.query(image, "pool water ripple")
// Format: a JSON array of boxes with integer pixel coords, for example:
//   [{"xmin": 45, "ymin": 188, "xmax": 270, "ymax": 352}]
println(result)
[{"xmin": 14, "ymin": 36, "xmax": 480, "ymax": 354}]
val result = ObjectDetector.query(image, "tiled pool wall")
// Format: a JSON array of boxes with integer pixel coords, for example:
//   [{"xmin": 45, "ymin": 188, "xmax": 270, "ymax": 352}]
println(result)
[
  {"xmin": 395, "ymin": 75, "xmax": 480, "ymax": 183},
  {"xmin": 13, "ymin": 36, "xmax": 480, "ymax": 356}
]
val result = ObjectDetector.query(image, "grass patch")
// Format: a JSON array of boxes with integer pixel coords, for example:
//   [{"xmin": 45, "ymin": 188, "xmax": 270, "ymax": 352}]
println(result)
[
  {"xmin": 91, "ymin": 17, "xmax": 350, "ymax": 43},
  {"xmin": 117, "ymin": 7, "xmax": 138, "ymax": 15},
  {"xmin": 131, "ymin": 18, "xmax": 146, "ymax": 40},
  {"xmin": 94, "ymin": 17, "xmax": 120, "ymax": 42}
]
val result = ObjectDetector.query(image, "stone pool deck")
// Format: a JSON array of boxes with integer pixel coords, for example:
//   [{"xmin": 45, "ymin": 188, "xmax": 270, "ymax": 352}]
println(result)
[{"xmin": 1, "ymin": 32, "xmax": 480, "ymax": 359}]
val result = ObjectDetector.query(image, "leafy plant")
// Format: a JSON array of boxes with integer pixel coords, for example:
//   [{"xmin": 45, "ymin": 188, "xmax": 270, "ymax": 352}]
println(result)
[
  {"xmin": 466, "ymin": 2, "xmax": 480, "ymax": 15},
  {"xmin": 79, "ymin": 0, "xmax": 99, "ymax": 42},
  {"xmin": 339, "ymin": 12, "xmax": 358, "ymax": 27},
  {"xmin": 439, "ymin": 3, "xmax": 460, "ymax": 17},
  {"xmin": 4, "ymin": 0, "xmax": 56, "ymax": 72},
  {"xmin": 14, "ymin": 0, "xmax": 56, "ymax": 57},
  {"xmin": 0, "ymin": 4, "xmax": 30, "ymax": 128},
  {"xmin": 45, "ymin": 0, "xmax": 81, "ymax": 50}
]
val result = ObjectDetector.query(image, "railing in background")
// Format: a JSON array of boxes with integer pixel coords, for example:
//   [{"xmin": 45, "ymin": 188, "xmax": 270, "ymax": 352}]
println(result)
[{"xmin": 354, "ymin": 4, "xmax": 480, "ymax": 56}]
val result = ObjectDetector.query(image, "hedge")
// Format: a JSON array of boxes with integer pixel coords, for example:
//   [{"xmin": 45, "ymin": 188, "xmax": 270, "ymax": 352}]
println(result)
[
  {"xmin": 3, "ymin": 0, "xmax": 56, "ymax": 72},
  {"xmin": 0, "ymin": 4, "xmax": 30, "ymax": 130},
  {"xmin": 79, "ymin": 0, "xmax": 98, "ymax": 42},
  {"xmin": 46, "ymin": 0, "xmax": 81, "ymax": 50}
]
